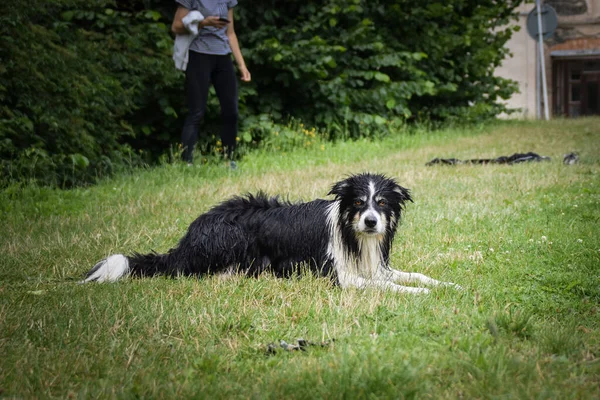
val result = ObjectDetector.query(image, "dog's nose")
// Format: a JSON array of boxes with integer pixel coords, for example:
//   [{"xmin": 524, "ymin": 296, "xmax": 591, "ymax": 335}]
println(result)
[{"xmin": 364, "ymin": 216, "xmax": 377, "ymax": 228}]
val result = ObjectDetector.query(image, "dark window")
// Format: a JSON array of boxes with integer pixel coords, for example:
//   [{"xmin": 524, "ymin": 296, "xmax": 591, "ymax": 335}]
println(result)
[{"xmin": 571, "ymin": 84, "xmax": 580, "ymax": 102}]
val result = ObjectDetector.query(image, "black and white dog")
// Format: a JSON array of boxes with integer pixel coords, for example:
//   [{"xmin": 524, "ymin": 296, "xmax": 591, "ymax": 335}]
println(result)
[{"xmin": 83, "ymin": 173, "xmax": 457, "ymax": 293}]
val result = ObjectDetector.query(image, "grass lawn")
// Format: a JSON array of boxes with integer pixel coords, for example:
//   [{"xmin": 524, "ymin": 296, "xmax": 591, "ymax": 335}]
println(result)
[{"xmin": 1, "ymin": 118, "xmax": 599, "ymax": 399}]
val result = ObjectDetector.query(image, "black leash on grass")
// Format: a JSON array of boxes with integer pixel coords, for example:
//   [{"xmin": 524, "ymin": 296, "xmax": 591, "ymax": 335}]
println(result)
[{"xmin": 426, "ymin": 152, "xmax": 579, "ymax": 166}]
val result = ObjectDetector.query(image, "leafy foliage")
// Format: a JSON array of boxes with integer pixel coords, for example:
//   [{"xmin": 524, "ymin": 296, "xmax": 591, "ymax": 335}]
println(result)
[
  {"xmin": 0, "ymin": 0, "xmax": 183, "ymax": 187},
  {"xmin": 236, "ymin": 0, "xmax": 522, "ymax": 139},
  {"xmin": 0, "ymin": 0, "xmax": 523, "ymax": 187}
]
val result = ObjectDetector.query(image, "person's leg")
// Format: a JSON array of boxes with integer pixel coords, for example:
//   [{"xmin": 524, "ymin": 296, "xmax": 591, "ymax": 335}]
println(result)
[
  {"xmin": 181, "ymin": 52, "xmax": 214, "ymax": 163},
  {"xmin": 212, "ymin": 55, "xmax": 239, "ymax": 162}
]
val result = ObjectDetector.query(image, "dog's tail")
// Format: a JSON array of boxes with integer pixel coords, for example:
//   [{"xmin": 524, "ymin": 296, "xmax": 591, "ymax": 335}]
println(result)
[{"xmin": 81, "ymin": 252, "xmax": 171, "ymax": 283}]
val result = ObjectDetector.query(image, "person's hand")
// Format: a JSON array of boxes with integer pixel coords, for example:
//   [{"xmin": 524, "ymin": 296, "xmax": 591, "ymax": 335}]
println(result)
[
  {"xmin": 201, "ymin": 16, "xmax": 229, "ymax": 28},
  {"xmin": 239, "ymin": 66, "xmax": 251, "ymax": 82}
]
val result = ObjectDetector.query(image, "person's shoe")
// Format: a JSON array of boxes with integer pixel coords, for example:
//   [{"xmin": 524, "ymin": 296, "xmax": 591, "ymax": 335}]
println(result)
[{"xmin": 229, "ymin": 161, "xmax": 238, "ymax": 170}]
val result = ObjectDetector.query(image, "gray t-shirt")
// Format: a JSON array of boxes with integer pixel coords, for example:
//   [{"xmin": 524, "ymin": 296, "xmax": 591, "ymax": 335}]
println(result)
[{"xmin": 175, "ymin": 0, "xmax": 238, "ymax": 55}]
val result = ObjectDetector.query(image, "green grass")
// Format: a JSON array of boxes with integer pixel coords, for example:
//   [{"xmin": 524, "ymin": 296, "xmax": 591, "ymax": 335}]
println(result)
[{"xmin": 1, "ymin": 118, "xmax": 599, "ymax": 399}]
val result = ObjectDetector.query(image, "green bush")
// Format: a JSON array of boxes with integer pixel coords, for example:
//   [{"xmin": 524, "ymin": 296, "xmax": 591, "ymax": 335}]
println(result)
[
  {"xmin": 0, "ymin": 0, "xmax": 523, "ymax": 187},
  {"xmin": 0, "ymin": 0, "xmax": 184, "ymax": 187},
  {"xmin": 236, "ymin": 0, "xmax": 522, "ymax": 140}
]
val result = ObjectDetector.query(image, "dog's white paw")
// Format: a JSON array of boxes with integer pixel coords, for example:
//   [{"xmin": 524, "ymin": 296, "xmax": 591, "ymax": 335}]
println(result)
[
  {"xmin": 448, "ymin": 282, "xmax": 463, "ymax": 290},
  {"xmin": 438, "ymin": 281, "xmax": 463, "ymax": 290}
]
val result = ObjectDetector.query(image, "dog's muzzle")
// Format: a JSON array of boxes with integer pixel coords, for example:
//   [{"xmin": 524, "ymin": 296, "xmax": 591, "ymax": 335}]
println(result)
[
  {"xmin": 359, "ymin": 211, "xmax": 384, "ymax": 234},
  {"xmin": 364, "ymin": 216, "xmax": 378, "ymax": 228}
]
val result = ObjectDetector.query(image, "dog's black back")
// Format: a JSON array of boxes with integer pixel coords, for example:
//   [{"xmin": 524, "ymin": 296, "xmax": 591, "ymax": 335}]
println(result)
[{"xmin": 157, "ymin": 193, "xmax": 335, "ymax": 278}]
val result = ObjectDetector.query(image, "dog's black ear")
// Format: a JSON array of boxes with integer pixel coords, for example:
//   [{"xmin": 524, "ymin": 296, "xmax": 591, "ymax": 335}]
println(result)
[
  {"xmin": 393, "ymin": 184, "xmax": 413, "ymax": 204},
  {"xmin": 328, "ymin": 180, "xmax": 349, "ymax": 197}
]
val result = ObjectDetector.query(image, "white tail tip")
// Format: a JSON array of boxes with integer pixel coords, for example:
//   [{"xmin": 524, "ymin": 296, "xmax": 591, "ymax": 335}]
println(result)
[{"xmin": 82, "ymin": 254, "xmax": 130, "ymax": 283}]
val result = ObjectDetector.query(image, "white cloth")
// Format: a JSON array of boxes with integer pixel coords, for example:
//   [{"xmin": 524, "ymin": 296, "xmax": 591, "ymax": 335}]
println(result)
[{"xmin": 173, "ymin": 10, "xmax": 205, "ymax": 71}]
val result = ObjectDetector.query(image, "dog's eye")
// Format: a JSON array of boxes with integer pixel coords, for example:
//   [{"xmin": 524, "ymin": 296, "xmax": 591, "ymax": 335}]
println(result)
[
  {"xmin": 378, "ymin": 200, "xmax": 386, "ymax": 207},
  {"xmin": 354, "ymin": 200, "xmax": 364, "ymax": 207}
]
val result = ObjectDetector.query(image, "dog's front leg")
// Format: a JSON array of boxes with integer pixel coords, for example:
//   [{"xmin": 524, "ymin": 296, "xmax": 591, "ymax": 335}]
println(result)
[
  {"xmin": 338, "ymin": 273, "xmax": 430, "ymax": 294},
  {"xmin": 381, "ymin": 268, "xmax": 461, "ymax": 289}
]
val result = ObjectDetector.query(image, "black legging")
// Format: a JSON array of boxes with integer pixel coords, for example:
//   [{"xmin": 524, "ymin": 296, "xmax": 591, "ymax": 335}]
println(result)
[{"xmin": 181, "ymin": 51, "xmax": 238, "ymax": 163}]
